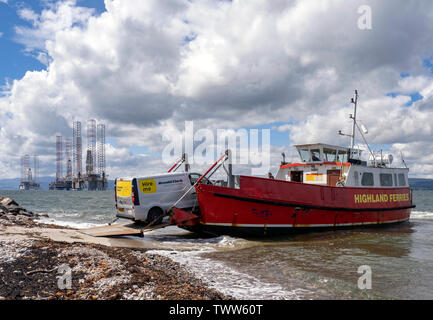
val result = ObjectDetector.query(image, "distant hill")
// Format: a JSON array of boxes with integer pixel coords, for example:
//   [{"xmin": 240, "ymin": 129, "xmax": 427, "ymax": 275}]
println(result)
[
  {"xmin": 0, "ymin": 177, "xmax": 431, "ymax": 190},
  {"xmin": 0, "ymin": 177, "xmax": 115, "ymax": 190},
  {"xmin": 408, "ymin": 178, "xmax": 433, "ymax": 189},
  {"xmin": 0, "ymin": 177, "xmax": 52, "ymax": 190},
  {"xmin": 0, "ymin": 178, "xmax": 20, "ymax": 190}
]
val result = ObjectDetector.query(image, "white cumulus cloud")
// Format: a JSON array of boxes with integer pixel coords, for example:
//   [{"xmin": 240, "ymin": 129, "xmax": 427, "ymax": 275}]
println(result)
[{"xmin": 1, "ymin": 0, "xmax": 433, "ymax": 179}]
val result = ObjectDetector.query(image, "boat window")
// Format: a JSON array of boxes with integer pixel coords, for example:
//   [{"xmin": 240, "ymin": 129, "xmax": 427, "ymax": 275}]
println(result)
[
  {"xmin": 398, "ymin": 173, "xmax": 407, "ymax": 186},
  {"xmin": 311, "ymin": 149, "xmax": 321, "ymax": 162},
  {"xmin": 361, "ymin": 172, "xmax": 374, "ymax": 186},
  {"xmin": 354, "ymin": 171, "xmax": 359, "ymax": 186},
  {"xmin": 350, "ymin": 149, "xmax": 362, "ymax": 160},
  {"xmin": 323, "ymin": 148, "xmax": 337, "ymax": 162},
  {"xmin": 337, "ymin": 150, "xmax": 348, "ymax": 163},
  {"xmin": 380, "ymin": 174, "xmax": 393, "ymax": 187},
  {"xmin": 299, "ymin": 149, "xmax": 310, "ymax": 162}
]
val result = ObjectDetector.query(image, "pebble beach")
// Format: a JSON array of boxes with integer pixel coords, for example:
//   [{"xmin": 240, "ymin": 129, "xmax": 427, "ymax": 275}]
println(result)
[{"xmin": 0, "ymin": 197, "xmax": 228, "ymax": 300}]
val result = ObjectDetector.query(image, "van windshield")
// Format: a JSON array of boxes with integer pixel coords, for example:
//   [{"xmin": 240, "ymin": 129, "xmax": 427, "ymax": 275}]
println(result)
[{"xmin": 189, "ymin": 173, "xmax": 211, "ymax": 185}]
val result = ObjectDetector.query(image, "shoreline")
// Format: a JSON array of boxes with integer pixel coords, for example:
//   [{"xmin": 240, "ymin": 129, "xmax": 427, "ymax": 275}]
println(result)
[{"xmin": 0, "ymin": 197, "xmax": 230, "ymax": 300}]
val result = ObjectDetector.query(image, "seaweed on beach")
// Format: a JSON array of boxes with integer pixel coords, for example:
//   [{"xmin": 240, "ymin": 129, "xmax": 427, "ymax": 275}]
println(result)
[{"xmin": 0, "ymin": 238, "xmax": 230, "ymax": 300}]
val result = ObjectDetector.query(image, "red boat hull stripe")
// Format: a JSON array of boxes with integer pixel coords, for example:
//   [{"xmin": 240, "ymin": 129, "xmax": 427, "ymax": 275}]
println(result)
[
  {"xmin": 201, "ymin": 218, "xmax": 410, "ymax": 228},
  {"xmin": 213, "ymin": 192, "xmax": 416, "ymax": 212}
]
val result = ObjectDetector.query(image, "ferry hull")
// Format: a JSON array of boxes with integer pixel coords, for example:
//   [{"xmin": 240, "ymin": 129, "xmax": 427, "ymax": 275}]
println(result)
[{"xmin": 173, "ymin": 175, "xmax": 414, "ymax": 237}]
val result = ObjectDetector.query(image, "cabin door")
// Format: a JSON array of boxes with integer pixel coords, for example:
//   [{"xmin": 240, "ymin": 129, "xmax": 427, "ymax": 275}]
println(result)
[
  {"xmin": 291, "ymin": 171, "xmax": 303, "ymax": 183},
  {"xmin": 327, "ymin": 170, "xmax": 341, "ymax": 187}
]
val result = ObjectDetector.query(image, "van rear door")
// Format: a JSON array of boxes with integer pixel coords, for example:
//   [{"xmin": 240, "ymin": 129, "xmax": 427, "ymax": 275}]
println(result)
[{"xmin": 115, "ymin": 178, "xmax": 135, "ymax": 219}]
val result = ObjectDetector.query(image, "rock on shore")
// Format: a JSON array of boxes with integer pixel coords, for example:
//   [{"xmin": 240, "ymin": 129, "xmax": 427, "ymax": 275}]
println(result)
[
  {"xmin": 0, "ymin": 197, "xmax": 229, "ymax": 300},
  {"xmin": 0, "ymin": 196, "xmax": 49, "ymax": 224}
]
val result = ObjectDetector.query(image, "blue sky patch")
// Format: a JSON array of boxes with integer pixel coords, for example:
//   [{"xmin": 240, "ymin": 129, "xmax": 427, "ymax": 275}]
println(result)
[
  {"xmin": 245, "ymin": 121, "xmax": 293, "ymax": 147},
  {"xmin": 0, "ymin": 1, "xmax": 46, "ymax": 83},
  {"xmin": 130, "ymin": 144, "xmax": 149, "ymax": 155},
  {"xmin": 0, "ymin": 0, "xmax": 106, "ymax": 86},
  {"xmin": 386, "ymin": 91, "xmax": 423, "ymax": 107},
  {"xmin": 406, "ymin": 92, "xmax": 423, "ymax": 106},
  {"xmin": 423, "ymin": 58, "xmax": 433, "ymax": 73}
]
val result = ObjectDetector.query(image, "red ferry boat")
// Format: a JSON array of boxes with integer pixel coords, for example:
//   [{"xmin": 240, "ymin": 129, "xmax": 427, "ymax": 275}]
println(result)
[{"xmin": 171, "ymin": 91, "xmax": 416, "ymax": 236}]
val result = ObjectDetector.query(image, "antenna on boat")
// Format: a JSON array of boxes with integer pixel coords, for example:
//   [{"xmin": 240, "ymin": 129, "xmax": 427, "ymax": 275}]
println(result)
[
  {"xmin": 338, "ymin": 90, "xmax": 359, "ymax": 155},
  {"xmin": 339, "ymin": 90, "xmax": 376, "ymax": 166},
  {"xmin": 339, "ymin": 90, "xmax": 359, "ymax": 151},
  {"xmin": 401, "ymin": 151, "xmax": 408, "ymax": 169},
  {"xmin": 350, "ymin": 90, "xmax": 358, "ymax": 150}
]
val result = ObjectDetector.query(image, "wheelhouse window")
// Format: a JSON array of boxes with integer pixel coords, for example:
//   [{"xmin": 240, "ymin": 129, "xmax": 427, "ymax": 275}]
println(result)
[
  {"xmin": 361, "ymin": 172, "xmax": 374, "ymax": 186},
  {"xmin": 311, "ymin": 149, "xmax": 321, "ymax": 162},
  {"xmin": 337, "ymin": 150, "xmax": 348, "ymax": 163},
  {"xmin": 354, "ymin": 171, "xmax": 359, "ymax": 186},
  {"xmin": 299, "ymin": 149, "xmax": 310, "ymax": 162},
  {"xmin": 398, "ymin": 174, "xmax": 407, "ymax": 186},
  {"xmin": 323, "ymin": 148, "xmax": 337, "ymax": 162},
  {"xmin": 350, "ymin": 149, "xmax": 362, "ymax": 160},
  {"xmin": 380, "ymin": 174, "xmax": 393, "ymax": 187}
]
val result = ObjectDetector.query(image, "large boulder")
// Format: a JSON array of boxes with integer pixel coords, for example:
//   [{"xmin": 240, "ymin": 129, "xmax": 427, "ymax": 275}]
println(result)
[
  {"xmin": 0, "ymin": 197, "xmax": 19, "ymax": 207},
  {"xmin": 0, "ymin": 197, "xmax": 34, "ymax": 217}
]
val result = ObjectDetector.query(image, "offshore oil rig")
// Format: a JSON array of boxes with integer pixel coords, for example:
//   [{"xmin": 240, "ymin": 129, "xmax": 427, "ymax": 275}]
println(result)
[
  {"xmin": 19, "ymin": 155, "xmax": 40, "ymax": 190},
  {"xmin": 49, "ymin": 119, "xmax": 107, "ymax": 190}
]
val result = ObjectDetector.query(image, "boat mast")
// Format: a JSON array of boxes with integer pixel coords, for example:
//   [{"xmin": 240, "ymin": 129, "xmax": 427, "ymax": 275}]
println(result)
[
  {"xmin": 350, "ymin": 90, "xmax": 358, "ymax": 150},
  {"xmin": 339, "ymin": 90, "xmax": 376, "ymax": 165}
]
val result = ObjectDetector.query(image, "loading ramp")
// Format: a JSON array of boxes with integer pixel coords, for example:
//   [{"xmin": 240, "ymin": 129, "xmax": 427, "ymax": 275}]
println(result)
[{"xmin": 79, "ymin": 222, "xmax": 171, "ymax": 238}]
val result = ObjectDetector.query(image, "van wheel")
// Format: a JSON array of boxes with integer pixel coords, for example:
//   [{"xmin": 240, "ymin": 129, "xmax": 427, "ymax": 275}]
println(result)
[{"xmin": 147, "ymin": 207, "xmax": 163, "ymax": 225}]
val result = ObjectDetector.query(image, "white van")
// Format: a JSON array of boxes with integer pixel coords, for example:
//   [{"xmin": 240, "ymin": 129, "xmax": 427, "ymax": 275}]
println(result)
[{"xmin": 114, "ymin": 172, "xmax": 208, "ymax": 223}]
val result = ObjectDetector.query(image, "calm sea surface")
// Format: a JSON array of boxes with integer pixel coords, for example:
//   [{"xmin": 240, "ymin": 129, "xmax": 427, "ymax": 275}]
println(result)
[{"xmin": 1, "ymin": 189, "xmax": 433, "ymax": 300}]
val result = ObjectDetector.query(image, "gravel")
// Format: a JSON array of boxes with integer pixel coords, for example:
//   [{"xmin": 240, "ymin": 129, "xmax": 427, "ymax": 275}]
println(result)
[{"xmin": 0, "ymin": 198, "xmax": 230, "ymax": 300}]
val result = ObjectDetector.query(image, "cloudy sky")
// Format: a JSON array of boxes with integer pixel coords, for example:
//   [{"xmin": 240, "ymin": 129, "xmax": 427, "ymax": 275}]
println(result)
[{"xmin": 1, "ymin": 0, "xmax": 433, "ymax": 180}]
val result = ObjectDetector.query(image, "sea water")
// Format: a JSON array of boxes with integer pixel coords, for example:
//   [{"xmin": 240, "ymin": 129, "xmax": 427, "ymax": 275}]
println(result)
[{"xmin": 1, "ymin": 189, "xmax": 432, "ymax": 299}]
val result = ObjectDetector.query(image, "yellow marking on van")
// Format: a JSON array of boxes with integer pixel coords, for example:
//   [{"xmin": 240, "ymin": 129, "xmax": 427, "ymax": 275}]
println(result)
[
  {"xmin": 116, "ymin": 180, "xmax": 132, "ymax": 197},
  {"xmin": 139, "ymin": 179, "xmax": 157, "ymax": 194}
]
